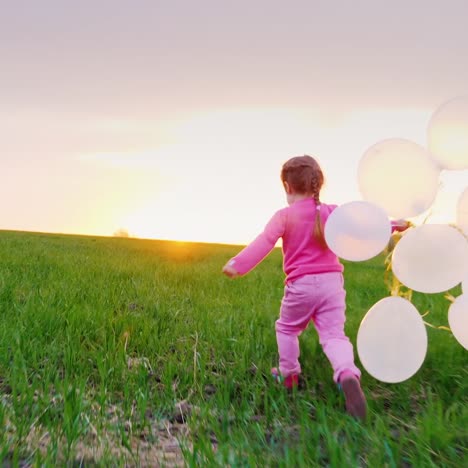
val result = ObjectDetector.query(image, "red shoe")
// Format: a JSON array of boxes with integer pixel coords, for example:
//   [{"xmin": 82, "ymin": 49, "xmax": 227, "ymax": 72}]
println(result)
[
  {"xmin": 339, "ymin": 372, "xmax": 367, "ymax": 421},
  {"xmin": 271, "ymin": 367, "xmax": 299, "ymax": 389}
]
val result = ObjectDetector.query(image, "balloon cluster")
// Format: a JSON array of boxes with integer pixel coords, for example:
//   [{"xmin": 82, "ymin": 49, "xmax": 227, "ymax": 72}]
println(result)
[{"xmin": 324, "ymin": 96, "xmax": 468, "ymax": 383}]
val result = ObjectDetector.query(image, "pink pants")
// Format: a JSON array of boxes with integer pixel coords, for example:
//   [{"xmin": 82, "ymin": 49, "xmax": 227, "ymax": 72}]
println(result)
[{"xmin": 275, "ymin": 272, "xmax": 361, "ymax": 383}]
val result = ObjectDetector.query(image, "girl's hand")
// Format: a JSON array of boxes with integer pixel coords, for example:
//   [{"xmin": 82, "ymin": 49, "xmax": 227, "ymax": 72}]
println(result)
[
  {"xmin": 393, "ymin": 219, "xmax": 412, "ymax": 232},
  {"xmin": 222, "ymin": 262, "xmax": 239, "ymax": 278}
]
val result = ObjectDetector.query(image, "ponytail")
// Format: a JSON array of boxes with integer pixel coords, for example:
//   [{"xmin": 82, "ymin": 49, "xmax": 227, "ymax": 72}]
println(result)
[{"xmin": 313, "ymin": 203, "xmax": 328, "ymax": 249}]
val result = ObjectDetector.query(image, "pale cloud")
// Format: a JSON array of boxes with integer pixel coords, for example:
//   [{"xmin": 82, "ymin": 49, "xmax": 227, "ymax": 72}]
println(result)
[{"xmin": 0, "ymin": 110, "xmax": 174, "ymax": 159}]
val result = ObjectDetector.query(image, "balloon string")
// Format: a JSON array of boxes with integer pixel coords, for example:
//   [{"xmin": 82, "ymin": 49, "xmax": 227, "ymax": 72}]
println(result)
[
  {"xmin": 423, "ymin": 321, "xmax": 452, "ymax": 332},
  {"xmin": 384, "ymin": 265, "xmax": 413, "ymax": 300},
  {"xmin": 444, "ymin": 293, "xmax": 456, "ymax": 303}
]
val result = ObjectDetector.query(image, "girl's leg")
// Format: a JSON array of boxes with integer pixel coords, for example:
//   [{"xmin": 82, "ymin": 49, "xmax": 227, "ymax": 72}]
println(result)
[
  {"xmin": 312, "ymin": 273, "xmax": 366, "ymax": 419},
  {"xmin": 311, "ymin": 274, "xmax": 361, "ymax": 383},
  {"xmin": 275, "ymin": 282, "xmax": 314, "ymax": 377},
  {"xmin": 275, "ymin": 323, "xmax": 302, "ymax": 377}
]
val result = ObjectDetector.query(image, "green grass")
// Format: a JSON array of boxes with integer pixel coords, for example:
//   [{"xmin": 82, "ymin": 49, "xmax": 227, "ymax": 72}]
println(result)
[{"xmin": 0, "ymin": 230, "xmax": 466, "ymax": 466}]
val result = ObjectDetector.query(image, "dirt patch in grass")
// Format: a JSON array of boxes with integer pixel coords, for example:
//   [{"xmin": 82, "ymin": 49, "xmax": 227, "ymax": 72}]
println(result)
[{"xmin": 1, "ymin": 395, "xmax": 191, "ymax": 467}]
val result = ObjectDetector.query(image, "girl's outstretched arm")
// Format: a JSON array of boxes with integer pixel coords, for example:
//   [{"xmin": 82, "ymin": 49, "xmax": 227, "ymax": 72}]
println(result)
[{"xmin": 222, "ymin": 209, "xmax": 286, "ymax": 278}]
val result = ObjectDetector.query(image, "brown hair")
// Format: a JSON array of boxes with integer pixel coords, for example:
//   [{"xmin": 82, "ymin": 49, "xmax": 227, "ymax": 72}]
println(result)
[{"xmin": 281, "ymin": 155, "xmax": 327, "ymax": 248}]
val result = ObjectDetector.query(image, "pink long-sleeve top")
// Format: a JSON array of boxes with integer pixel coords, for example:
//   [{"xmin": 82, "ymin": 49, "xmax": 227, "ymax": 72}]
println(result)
[
  {"xmin": 229, "ymin": 199, "xmax": 405, "ymax": 284},
  {"xmin": 229, "ymin": 198, "xmax": 342, "ymax": 284}
]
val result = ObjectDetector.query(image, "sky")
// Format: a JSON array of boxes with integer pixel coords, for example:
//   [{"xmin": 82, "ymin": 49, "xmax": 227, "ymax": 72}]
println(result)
[{"xmin": 1, "ymin": 0, "xmax": 467, "ymax": 244}]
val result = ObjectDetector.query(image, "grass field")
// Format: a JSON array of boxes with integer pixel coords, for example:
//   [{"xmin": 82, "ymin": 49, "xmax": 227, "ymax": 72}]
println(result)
[{"xmin": 0, "ymin": 230, "xmax": 466, "ymax": 467}]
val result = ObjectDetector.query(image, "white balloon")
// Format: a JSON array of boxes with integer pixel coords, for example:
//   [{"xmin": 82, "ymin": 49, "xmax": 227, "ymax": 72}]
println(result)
[
  {"xmin": 357, "ymin": 296, "xmax": 427, "ymax": 383},
  {"xmin": 428, "ymin": 96, "xmax": 468, "ymax": 170},
  {"xmin": 324, "ymin": 201, "xmax": 391, "ymax": 261},
  {"xmin": 392, "ymin": 224, "xmax": 468, "ymax": 293},
  {"xmin": 358, "ymin": 138, "xmax": 440, "ymax": 218},
  {"xmin": 456, "ymin": 186, "xmax": 468, "ymax": 236},
  {"xmin": 448, "ymin": 294, "xmax": 468, "ymax": 350}
]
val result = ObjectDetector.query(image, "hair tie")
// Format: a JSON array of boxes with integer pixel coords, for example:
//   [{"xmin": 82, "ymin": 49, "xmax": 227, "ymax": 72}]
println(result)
[{"xmin": 316, "ymin": 204, "xmax": 321, "ymax": 211}]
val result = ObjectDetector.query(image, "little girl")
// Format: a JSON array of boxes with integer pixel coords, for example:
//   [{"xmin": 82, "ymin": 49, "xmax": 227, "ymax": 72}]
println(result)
[{"xmin": 222, "ymin": 155, "xmax": 367, "ymax": 420}]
